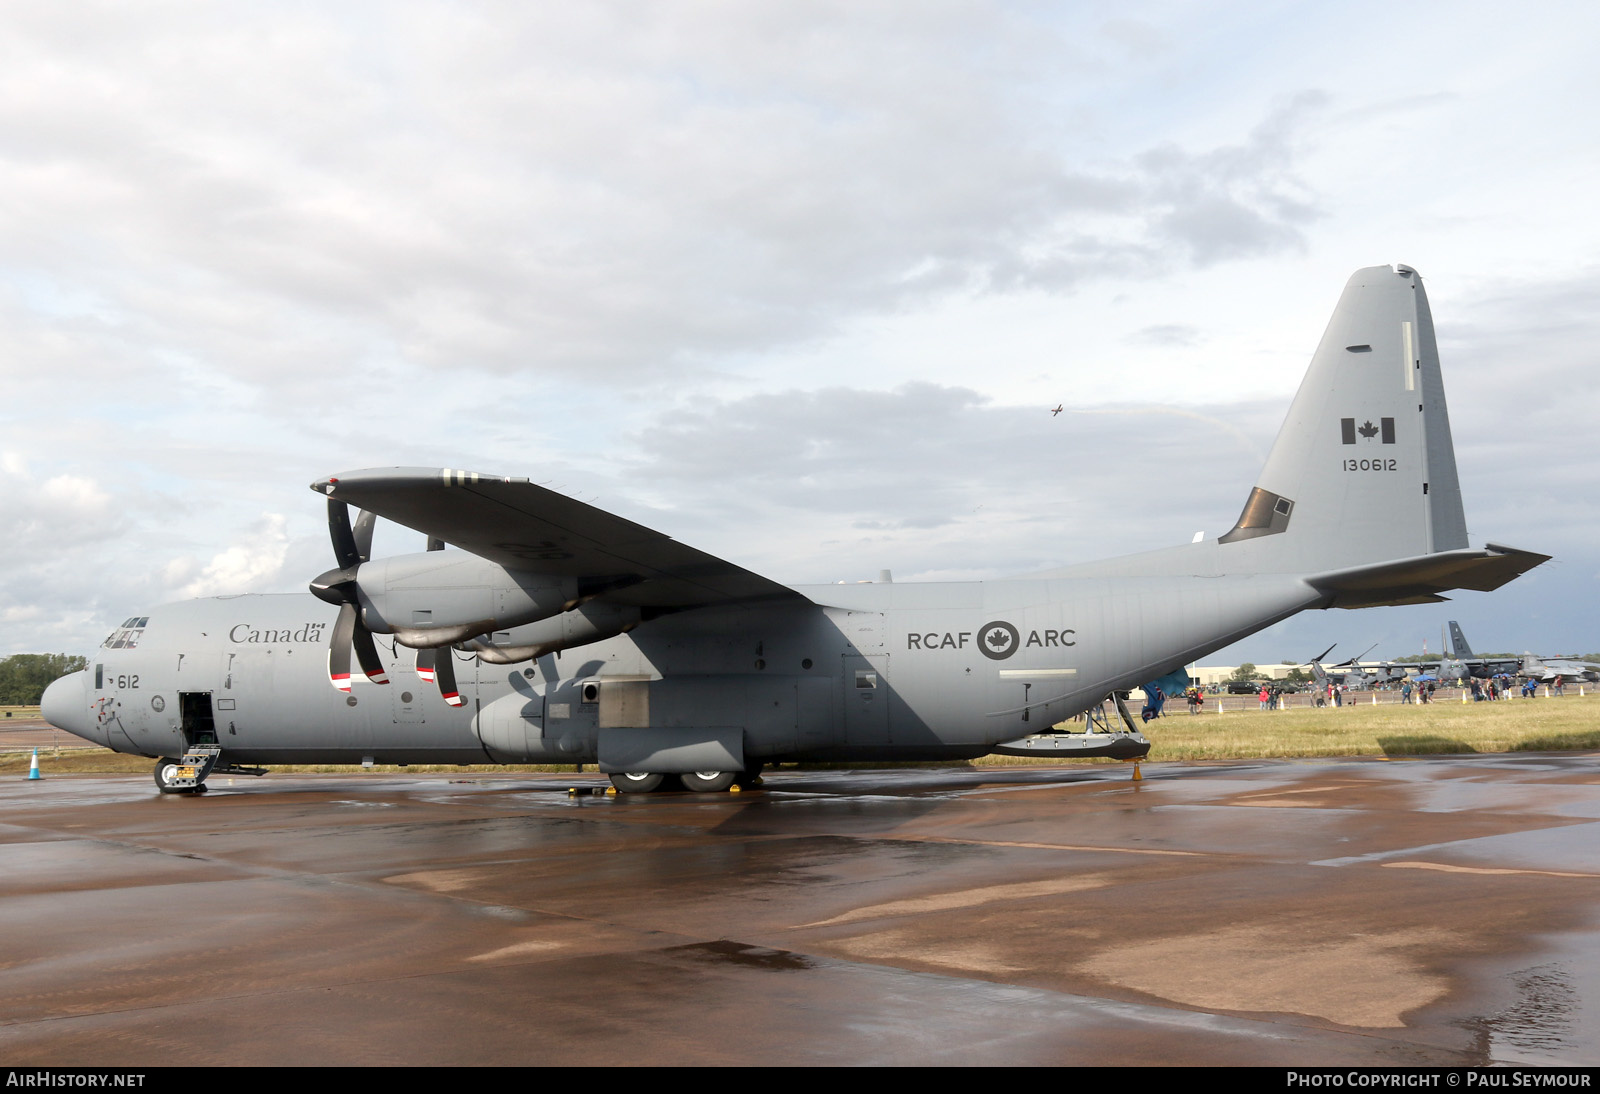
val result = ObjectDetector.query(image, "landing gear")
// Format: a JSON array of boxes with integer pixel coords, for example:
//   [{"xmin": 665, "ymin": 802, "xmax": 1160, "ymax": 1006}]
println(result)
[
  {"xmin": 153, "ymin": 744, "xmax": 222, "ymax": 795},
  {"xmin": 608, "ymin": 765, "xmax": 763, "ymax": 794},
  {"xmin": 680, "ymin": 770, "xmax": 737, "ymax": 792},
  {"xmin": 609, "ymin": 771, "xmax": 666, "ymax": 793},
  {"xmin": 154, "ymin": 757, "xmax": 205, "ymax": 795}
]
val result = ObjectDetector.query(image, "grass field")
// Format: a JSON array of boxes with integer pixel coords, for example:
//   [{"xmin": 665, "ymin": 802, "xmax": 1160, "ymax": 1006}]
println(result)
[
  {"xmin": 2, "ymin": 695, "xmax": 1596, "ymax": 776},
  {"xmin": 1049, "ymin": 692, "xmax": 1600, "ymax": 763}
]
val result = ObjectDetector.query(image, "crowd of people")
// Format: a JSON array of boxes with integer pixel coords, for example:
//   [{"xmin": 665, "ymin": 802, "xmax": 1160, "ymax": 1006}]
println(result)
[{"xmin": 1151, "ymin": 673, "xmax": 1579, "ymax": 718}]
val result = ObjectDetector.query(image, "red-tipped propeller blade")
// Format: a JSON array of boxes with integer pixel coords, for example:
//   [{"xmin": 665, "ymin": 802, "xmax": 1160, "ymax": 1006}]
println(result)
[
  {"xmin": 436, "ymin": 648, "xmax": 463, "ymax": 707},
  {"xmin": 352, "ymin": 621, "xmax": 389, "ymax": 685},
  {"xmin": 328, "ymin": 602, "xmax": 356, "ymax": 692}
]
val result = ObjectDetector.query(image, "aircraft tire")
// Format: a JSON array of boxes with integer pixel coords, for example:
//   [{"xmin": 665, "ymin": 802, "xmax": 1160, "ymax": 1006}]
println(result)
[
  {"xmin": 609, "ymin": 771, "xmax": 665, "ymax": 793},
  {"xmin": 154, "ymin": 758, "xmax": 198, "ymax": 795},
  {"xmin": 737, "ymin": 762, "xmax": 764, "ymax": 787},
  {"xmin": 680, "ymin": 770, "xmax": 737, "ymax": 793}
]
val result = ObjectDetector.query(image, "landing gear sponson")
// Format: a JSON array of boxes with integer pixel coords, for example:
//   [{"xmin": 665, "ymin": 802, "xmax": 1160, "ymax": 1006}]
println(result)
[{"xmin": 607, "ymin": 764, "xmax": 763, "ymax": 794}]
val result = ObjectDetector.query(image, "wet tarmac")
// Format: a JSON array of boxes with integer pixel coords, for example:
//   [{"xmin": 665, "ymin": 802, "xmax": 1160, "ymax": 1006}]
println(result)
[{"xmin": 1, "ymin": 755, "xmax": 1597, "ymax": 1066}]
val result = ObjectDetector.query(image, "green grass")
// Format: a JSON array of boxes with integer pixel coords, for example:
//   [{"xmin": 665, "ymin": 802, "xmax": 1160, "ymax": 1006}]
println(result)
[
  {"xmin": 1095, "ymin": 692, "xmax": 1600, "ymax": 762},
  {"xmin": 4, "ymin": 695, "xmax": 1595, "ymax": 777}
]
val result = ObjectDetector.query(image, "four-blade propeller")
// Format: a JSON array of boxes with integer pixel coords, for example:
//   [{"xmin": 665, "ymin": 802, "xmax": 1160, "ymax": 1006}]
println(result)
[
  {"xmin": 311, "ymin": 510, "xmax": 468, "ymax": 706},
  {"xmin": 310, "ymin": 500, "xmax": 389, "ymax": 692}
]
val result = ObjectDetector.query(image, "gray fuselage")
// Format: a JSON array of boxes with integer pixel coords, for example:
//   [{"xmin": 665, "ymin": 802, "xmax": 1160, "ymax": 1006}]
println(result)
[{"xmin": 51, "ymin": 570, "xmax": 1317, "ymax": 766}]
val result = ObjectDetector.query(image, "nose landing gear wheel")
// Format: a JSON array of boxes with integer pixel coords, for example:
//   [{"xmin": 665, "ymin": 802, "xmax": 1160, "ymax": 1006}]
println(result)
[
  {"xmin": 680, "ymin": 770, "xmax": 738, "ymax": 793},
  {"xmin": 609, "ymin": 771, "xmax": 665, "ymax": 793},
  {"xmin": 154, "ymin": 758, "xmax": 203, "ymax": 795}
]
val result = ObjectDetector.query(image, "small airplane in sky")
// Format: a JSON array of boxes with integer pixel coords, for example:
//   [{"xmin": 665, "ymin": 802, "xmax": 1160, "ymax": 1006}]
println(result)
[
  {"xmin": 44, "ymin": 265, "xmax": 1548, "ymax": 794},
  {"xmin": 1050, "ymin": 404, "xmax": 1063, "ymax": 416}
]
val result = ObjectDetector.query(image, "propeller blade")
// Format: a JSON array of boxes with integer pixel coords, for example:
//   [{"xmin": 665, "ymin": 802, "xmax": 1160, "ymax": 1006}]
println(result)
[
  {"xmin": 328, "ymin": 602, "xmax": 356, "ymax": 692},
  {"xmin": 328, "ymin": 499, "xmax": 361, "ymax": 570},
  {"xmin": 415, "ymin": 647, "xmax": 436, "ymax": 684},
  {"xmin": 351, "ymin": 509, "xmax": 376, "ymax": 564},
  {"xmin": 435, "ymin": 648, "xmax": 463, "ymax": 707},
  {"xmin": 352, "ymin": 619, "xmax": 389, "ymax": 685}
]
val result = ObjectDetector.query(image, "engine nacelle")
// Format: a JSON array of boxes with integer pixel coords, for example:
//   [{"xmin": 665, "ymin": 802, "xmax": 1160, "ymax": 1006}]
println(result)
[
  {"xmin": 464, "ymin": 602, "xmax": 642, "ymax": 664},
  {"xmin": 344, "ymin": 550, "xmax": 579, "ymax": 647}
]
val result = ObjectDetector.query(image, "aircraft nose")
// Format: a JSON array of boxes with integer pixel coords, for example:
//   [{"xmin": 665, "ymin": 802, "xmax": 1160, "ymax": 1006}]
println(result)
[{"xmin": 41, "ymin": 670, "xmax": 98, "ymax": 744}]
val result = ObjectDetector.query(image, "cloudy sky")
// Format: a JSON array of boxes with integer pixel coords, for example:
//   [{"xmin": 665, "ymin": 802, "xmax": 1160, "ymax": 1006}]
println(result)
[{"xmin": 2, "ymin": 1, "xmax": 1597, "ymax": 666}]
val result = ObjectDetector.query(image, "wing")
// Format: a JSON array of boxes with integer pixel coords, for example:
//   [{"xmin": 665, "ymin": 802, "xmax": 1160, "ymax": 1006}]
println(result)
[{"xmin": 314, "ymin": 467, "xmax": 810, "ymax": 612}]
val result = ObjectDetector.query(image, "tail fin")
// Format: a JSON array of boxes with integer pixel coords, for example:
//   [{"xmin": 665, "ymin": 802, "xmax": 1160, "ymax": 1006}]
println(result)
[
  {"xmin": 1448, "ymin": 620, "xmax": 1474, "ymax": 659},
  {"xmin": 1042, "ymin": 265, "xmax": 1546, "ymax": 597},
  {"xmin": 1219, "ymin": 265, "xmax": 1467, "ymax": 569}
]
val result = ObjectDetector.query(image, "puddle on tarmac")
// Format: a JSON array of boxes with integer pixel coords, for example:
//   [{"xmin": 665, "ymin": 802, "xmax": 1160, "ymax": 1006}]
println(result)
[
  {"xmin": 667, "ymin": 939, "xmax": 816, "ymax": 971},
  {"xmin": 1463, "ymin": 963, "xmax": 1583, "ymax": 1062}
]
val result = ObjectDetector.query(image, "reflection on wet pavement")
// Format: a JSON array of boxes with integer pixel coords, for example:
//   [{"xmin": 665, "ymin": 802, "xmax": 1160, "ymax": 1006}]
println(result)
[{"xmin": 1, "ymin": 755, "xmax": 1597, "ymax": 1065}]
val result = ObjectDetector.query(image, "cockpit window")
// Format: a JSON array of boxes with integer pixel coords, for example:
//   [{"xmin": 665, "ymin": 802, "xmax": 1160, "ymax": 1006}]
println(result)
[{"xmin": 103, "ymin": 617, "xmax": 148, "ymax": 649}]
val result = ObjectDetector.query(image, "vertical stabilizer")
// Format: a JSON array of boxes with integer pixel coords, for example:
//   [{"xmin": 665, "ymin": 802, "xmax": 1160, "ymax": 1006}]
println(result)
[
  {"xmin": 1448, "ymin": 621, "xmax": 1474, "ymax": 659},
  {"xmin": 1219, "ymin": 265, "xmax": 1469, "ymax": 571}
]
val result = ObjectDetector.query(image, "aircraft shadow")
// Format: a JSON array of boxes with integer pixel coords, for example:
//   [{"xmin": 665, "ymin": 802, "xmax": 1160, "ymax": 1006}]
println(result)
[{"xmin": 1377, "ymin": 735, "xmax": 1479, "ymax": 756}]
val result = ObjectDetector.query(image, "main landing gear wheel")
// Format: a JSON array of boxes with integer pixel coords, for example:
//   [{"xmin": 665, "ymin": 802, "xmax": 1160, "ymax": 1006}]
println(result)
[
  {"xmin": 154, "ymin": 757, "xmax": 203, "ymax": 795},
  {"xmin": 680, "ymin": 770, "xmax": 738, "ymax": 793},
  {"xmin": 609, "ymin": 771, "xmax": 665, "ymax": 794}
]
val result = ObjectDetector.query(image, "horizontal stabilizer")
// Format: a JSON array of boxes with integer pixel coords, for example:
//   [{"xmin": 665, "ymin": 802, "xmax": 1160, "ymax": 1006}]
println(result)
[{"xmin": 1306, "ymin": 543, "xmax": 1549, "ymax": 609}]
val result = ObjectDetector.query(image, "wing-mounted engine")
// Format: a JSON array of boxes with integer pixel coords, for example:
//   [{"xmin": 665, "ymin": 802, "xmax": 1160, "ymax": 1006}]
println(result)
[
  {"xmin": 318, "ymin": 548, "xmax": 582, "ymax": 648},
  {"xmin": 310, "ymin": 500, "xmax": 610, "ymax": 704},
  {"xmin": 310, "ymin": 468, "xmax": 813, "ymax": 706}
]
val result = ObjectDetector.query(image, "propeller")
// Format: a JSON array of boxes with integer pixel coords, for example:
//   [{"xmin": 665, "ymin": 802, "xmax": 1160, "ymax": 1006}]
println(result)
[
  {"xmin": 415, "ymin": 647, "xmax": 463, "ymax": 707},
  {"xmin": 412, "ymin": 534, "xmax": 464, "ymax": 706},
  {"xmin": 1334, "ymin": 642, "xmax": 1380, "ymax": 670},
  {"xmin": 310, "ymin": 500, "xmax": 389, "ymax": 692}
]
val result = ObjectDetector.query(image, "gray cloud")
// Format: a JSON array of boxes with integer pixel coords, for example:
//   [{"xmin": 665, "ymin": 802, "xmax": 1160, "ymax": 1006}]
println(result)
[
  {"xmin": 0, "ymin": 5, "xmax": 1331, "ymax": 400},
  {"xmin": 1129, "ymin": 323, "xmax": 1201, "ymax": 347},
  {"xmin": 1135, "ymin": 92, "xmax": 1328, "ymax": 266},
  {"xmin": 621, "ymin": 382, "xmax": 1278, "ymax": 583}
]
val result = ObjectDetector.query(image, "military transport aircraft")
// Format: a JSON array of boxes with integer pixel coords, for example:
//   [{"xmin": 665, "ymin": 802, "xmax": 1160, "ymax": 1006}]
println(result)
[
  {"xmin": 42, "ymin": 265, "xmax": 1549, "ymax": 794},
  {"xmin": 1402, "ymin": 621, "xmax": 1592, "ymax": 684},
  {"xmin": 1307, "ymin": 645, "xmax": 1410, "ymax": 691},
  {"xmin": 1436, "ymin": 621, "xmax": 1522, "ymax": 682}
]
